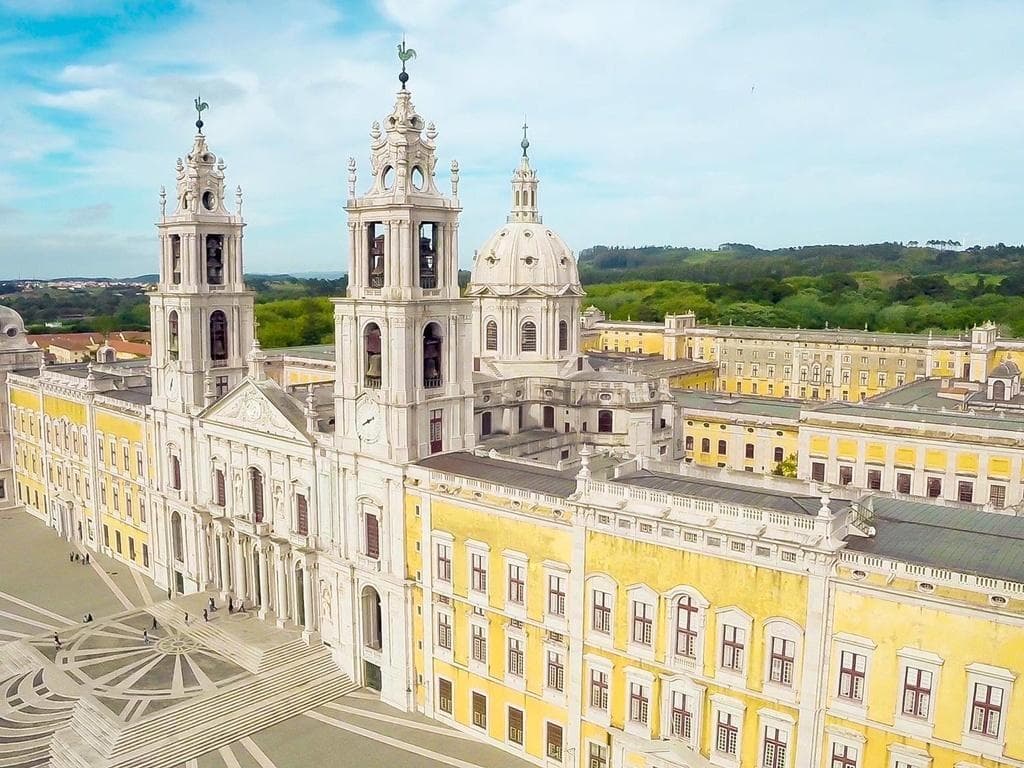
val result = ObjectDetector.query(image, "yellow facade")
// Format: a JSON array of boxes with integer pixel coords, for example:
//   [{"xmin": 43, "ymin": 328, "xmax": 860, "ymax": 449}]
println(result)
[{"xmin": 590, "ymin": 323, "xmax": 665, "ymax": 356}]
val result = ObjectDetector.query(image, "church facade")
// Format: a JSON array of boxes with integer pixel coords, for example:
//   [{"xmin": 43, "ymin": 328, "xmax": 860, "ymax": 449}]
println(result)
[{"xmin": 6, "ymin": 67, "xmax": 1024, "ymax": 768}]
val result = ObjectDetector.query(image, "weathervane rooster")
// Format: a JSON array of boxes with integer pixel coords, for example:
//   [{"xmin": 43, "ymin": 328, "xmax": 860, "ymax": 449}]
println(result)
[
  {"xmin": 194, "ymin": 95, "xmax": 209, "ymax": 134},
  {"xmin": 397, "ymin": 40, "xmax": 416, "ymax": 89}
]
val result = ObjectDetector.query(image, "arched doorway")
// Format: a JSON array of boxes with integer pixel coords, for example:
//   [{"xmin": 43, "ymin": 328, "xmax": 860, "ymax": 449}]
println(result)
[
  {"xmin": 294, "ymin": 564, "xmax": 305, "ymax": 626},
  {"xmin": 361, "ymin": 585, "xmax": 383, "ymax": 691},
  {"xmin": 993, "ymin": 380, "xmax": 1006, "ymax": 400}
]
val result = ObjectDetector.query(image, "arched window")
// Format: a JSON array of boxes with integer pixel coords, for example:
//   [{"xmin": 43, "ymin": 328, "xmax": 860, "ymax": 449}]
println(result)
[
  {"xmin": 250, "ymin": 468, "xmax": 264, "ymax": 523},
  {"xmin": 718, "ymin": 440, "xmax": 727, "ymax": 455},
  {"xmin": 515, "ymin": 190, "xmax": 521, "ymax": 207},
  {"xmin": 361, "ymin": 585, "xmax": 383, "ymax": 651},
  {"xmin": 485, "ymin": 320, "xmax": 498, "ymax": 351},
  {"xmin": 210, "ymin": 310, "xmax": 228, "ymax": 361},
  {"xmin": 994, "ymin": 380, "xmax": 1007, "ymax": 400},
  {"xmin": 171, "ymin": 511, "xmax": 183, "ymax": 562},
  {"xmin": 206, "ymin": 235, "xmax": 224, "ymax": 285},
  {"xmin": 558, "ymin": 320, "xmax": 569, "ymax": 351},
  {"xmin": 685, "ymin": 435, "xmax": 694, "ymax": 451},
  {"xmin": 597, "ymin": 410, "xmax": 613, "ymax": 433},
  {"xmin": 168, "ymin": 311, "xmax": 179, "ymax": 361},
  {"xmin": 364, "ymin": 323, "xmax": 382, "ymax": 388},
  {"xmin": 773, "ymin": 447, "xmax": 785, "ymax": 462},
  {"xmin": 423, "ymin": 323, "xmax": 443, "ymax": 389},
  {"xmin": 170, "ymin": 235, "xmax": 182, "ymax": 284},
  {"xmin": 701, "ymin": 438, "xmax": 710, "ymax": 453},
  {"xmin": 521, "ymin": 321, "xmax": 537, "ymax": 352}
]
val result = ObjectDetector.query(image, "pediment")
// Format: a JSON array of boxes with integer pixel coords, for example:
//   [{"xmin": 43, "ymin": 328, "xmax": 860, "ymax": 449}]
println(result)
[{"xmin": 199, "ymin": 379, "xmax": 310, "ymax": 443}]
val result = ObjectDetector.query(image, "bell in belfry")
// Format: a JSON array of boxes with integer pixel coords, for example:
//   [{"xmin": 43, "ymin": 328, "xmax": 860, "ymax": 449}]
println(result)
[
  {"xmin": 424, "ymin": 357, "xmax": 440, "ymax": 379},
  {"xmin": 366, "ymin": 352, "xmax": 382, "ymax": 378}
]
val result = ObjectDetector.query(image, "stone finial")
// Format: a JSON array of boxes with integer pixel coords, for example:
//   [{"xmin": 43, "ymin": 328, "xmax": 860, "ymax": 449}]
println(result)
[
  {"xmin": 347, "ymin": 157, "xmax": 357, "ymax": 198},
  {"xmin": 370, "ymin": 121, "xmax": 381, "ymax": 141},
  {"xmin": 246, "ymin": 336, "xmax": 267, "ymax": 381},
  {"xmin": 450, "ymin": 159, "xmax": 460, "ymax": 196},
  {"xmin": 425, "ymin": 121, "xmax": 438, "ymax": 141},
  {"xmin": 159, "ymin": 186, "xmax": 166, "ymax": 217},
  {"xmin": 577, "ymin": 443, "xmax": 593, "ymax": 481},
  {"xmin": 86, "ymin": 362, "xmax": 95, "ymax": 381},
  {"xmin": 235, "ymin": 185, "xmax": 243, "ymax": 216},
  {"xmin": 818, "ymin": 484, "xmax": 832, "ymax": 517},
  {"xmin": 305, "ymin": 384, "xmax": 318, "ymax": 433}
]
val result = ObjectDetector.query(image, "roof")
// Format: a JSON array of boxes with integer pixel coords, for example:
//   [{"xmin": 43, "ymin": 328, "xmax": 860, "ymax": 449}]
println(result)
[
  {"xmin": 612, "ymin": 469, "xmax": 823, "ymax": 516},
  {"xmin": 847, "ymin": 496, "xmax": 1024, "ymax": 583},
  {"xmin": 807, "ymin": 400, "xmax": 1024, "ymax": 432},
  {"xmin": 266, "ymin": 344, "xmax": 335, "ymax": 362},
  {"xmin": 991, "ymin": 360, "xmax": 1021, "ymax": 378},
  {"xmin": 98, "ymin": 387, "xmax": 152, "ymax": 405},
  {"xmin": 677, "ymin": 324, "xmax": 967, "ymax": 346},
  {"xmin": 416, "ymin": 452, "xmax": 578, "ymax": 498},
  {"xmin": 675, "ymin": 390, "xmax": 804, "ymax": 421},
  {"xmin": 587, "ymin": 353, "xmax": 716, "ymax": 378},
  {"xmin": 255, "ymin": 379, "xmax": 310, "ymax": 436}
]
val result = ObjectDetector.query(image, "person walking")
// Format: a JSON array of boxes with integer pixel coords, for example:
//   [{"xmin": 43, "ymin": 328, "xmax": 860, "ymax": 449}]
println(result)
[
  {"xmin": 202, "ymin": 608, "xmax": 208, "ymax": 622},
  {"xmin": 84, "ymin": 553, "xmax": 90, "ymax": 565},
  {"xmin": 143, "ymin": 630, "xmax": 149, "ymax": 645},
  {"xmin": 167, "ymin": 588, "xmax": 172, "ymax": 601},
  {"xmin": 208, "ymin": 596, "xmax": 216, "ymax": 612},
  {"xmin": 152, "ymin": 616, "xmax": 158, "ymax": 631},
  {"xmin": 228, "ymin": 600, "xmax": 234, "ymax": 614},
  {"xmin": 53, "ymin": 632, "xmax": 61, "ymax": 650},
  {"xmin": 68, "ymin": 552, "xmax": 73, "ymax": 563},
  {"xmin": 183, "ymin": 612, "xmax": 189, "ymax": 624}
]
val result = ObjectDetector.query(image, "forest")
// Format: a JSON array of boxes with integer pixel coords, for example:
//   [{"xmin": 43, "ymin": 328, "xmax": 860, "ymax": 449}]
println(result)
[{"xmin": 6, "ymin": 242, "xmax": 1024, "ymax": 344}]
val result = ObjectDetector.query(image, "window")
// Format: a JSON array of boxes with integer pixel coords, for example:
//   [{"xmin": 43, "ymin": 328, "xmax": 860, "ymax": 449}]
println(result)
[
  {"xmin": 838, "ymin": 650, "xmax": 866, "ymax": 701},
  {"xmin": 429, "ymin": 409, "xmax": 443, "ymax": 453},
  {"xmin": 592, "ymin": 589, "xmax": 612, "ymax": 634},
  {"xmin": 631, "ymin": 600, "xmax": 653, "ymax": 645},
  {"xmin": 167, "ymin": 310, "xmax": 179, "ymax": 360},
  {"xmin": 715, "ymin": 711, "xmax": 738, "ymax": 756},
  {"xmin": 762, "ymin": 726, "xmax": 787, "ymax": 768},
  {"xmin": 896, "ymin": 472, "xmax": 912, "ymax": 494},
  {"xmin": 471, "ymin": 624, "xmax": 487, "ymax": 663},
  {"xmin": 507, "ymin": 707, "xmax": 523, "ymax": 746},
  {"xmin": 485, "ymin": 320, "xmax": 498, "ymax": 351},
  {"xmin": 558, "ymin": 320, "xmax": 568, "ymax": 351},
  {"xmin": 122, "ymin": 445, "xmax": 130, "ymax": 470},
  {"xmin": 546, "ymin": 649, "xmax": 565, "ymax": 691},
  {"xmin": 250, "ymin": 468, "xmax": 264, "ymax": 523},
  {"xmin": 471, "ymin": 692, "xmax": 486, "ymax": 728},
  {"xmin": 548, "ymin": 574, "xmax": 566, "ymax": 617},
  {"xmin": 769, "ymin": 637, "xmax": 796, "ymax": 686},
  {"xmin": 830, "ymin": 743, "xmax": 858, "ymax": 768},
  {"xmin": 669, "ymin": 691, "xmax": 693, "ymax": 740},
  {"xmin": 674, "ymin": 596, "xmax": 699, "ymax": 659},
  {"xmin": 507, "ymin": 637, "xmax": 524, "ymax": 677},
  {"xmin": 811, "ymin": 462, "xmax": 825, "ymax": 482},
  {"xmin": 521, "ymin": 321, "xmax": 537, "ymax": 352},
  {"xmin": 597, "ymin": 410, "xmax": 613, "ymax": 433},
  {"xmin": 115, "ymin": 530, "xmax": 122, "ymax": 554},
  {"xmin": 471, "ymin": 552, "xmax": 488, "ymax": 593},
  {"xmin": 926, "ymin": 477, "xmax": 941, "ymax": 497},
  {"xmin": 296, "ymin": 493, "xmax": 309, "ymax": 536},
  {"xmin": 438, "ymin": 678, "xmax": 452, "ymax": 714},
  {"xmin": 435, "ymin": 542, "xmax": 452, "ymax": 583},
  {"xmin": 364, "ymin": 513, "xmax": 380, "ymax": 559},
  {"xmin": 590, "ymin": 669, "xmax": 609, "ymax": 710},
  {"xmin": 721, "ymin": 625, "xmax": 745, "ymax": 671},
  {"xmin": 773, "ymin": 446, "xmax": 784, "ymax": 462},
  {"xmin": 210, "ymin": 310, "xmax": 228, "ymax": 361},
  {"xmin": 205, "ymin": 234, "xmax": 224, "ymax": 284},
  {"xmin": 480, "ymin": 411, "xmax": 492, "ymax": 436},
  {"xmin": 867, "ymin": 469, "xmax": 881, "ymax": 490},
  {"xmin": 215, "ymin": 376, "xmax": 229, "ymax": 397},
  {"xmin": 213, "ymin": 469, "xmax": 226, "ymax": 506},
  {"xmin": 422, "ymin": 323, "xmax": 443, "ymax": 388},
  {"xmin": 364, "ymin": 323, "xmax": 382, "ymax": 388},
  {"xmin": 701, "ymin": 437, "xmax": 710, "ymax": 452},
  {"xmin": 745, "ymin": 443, "xmax": 754, "ymax": 459},
  {"xmin": 546, "ymin": 722, "xmax": 563, "ymax": 762},
  {"xmin": 839, "ymin": 465, "xmax": 853, "ymax": 485},
  {"xmin": 958, "ymin": 480, "xmax": 974, "ymax": 503},
  {"xmin": 436, "ymin": 611, "xmax": 452, "ymax": 650},
  {"xmin": 970, "ymin": 682, "xmax": 1003, "ymax": 737},
  {"xmin": 507, "ymin": 562, "xmax": 525, "ymax": 605},
  {"xmin": 901, "ymin": 667, "xmax": 932, "ymax": 719},
  {"xmin": 589, "ymin": 743, "xmax": 609, "ymax": 768},
  {"xmin": 685, "ymin": 436, "xmax": 694, "ymax": 451},
  {"xmin": 629, "ymin": 682, "xmax": 649, "ymax": 724},
  {"xmin": 990, "ymin": 484, "xmax": 1007, "ymax": 508},
  {"xmin": 169, "ymin": 454, "xmax": 181, "ymax": 490}
]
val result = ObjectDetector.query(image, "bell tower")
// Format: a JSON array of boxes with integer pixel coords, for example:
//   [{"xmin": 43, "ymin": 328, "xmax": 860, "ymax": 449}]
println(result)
[
  {"xmin": 150, "ymin": 102, "xmax": 254, "ymax": 413},
  {"xmin": 333, "ymin": 63, "xmax": 474, "ymax": 462}
]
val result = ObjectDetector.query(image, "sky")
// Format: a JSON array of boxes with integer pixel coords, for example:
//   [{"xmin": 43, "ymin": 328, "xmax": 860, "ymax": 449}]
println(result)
[{"xmin": 1, "ymin": 0, "xmax": 1022, "ymax": 279}]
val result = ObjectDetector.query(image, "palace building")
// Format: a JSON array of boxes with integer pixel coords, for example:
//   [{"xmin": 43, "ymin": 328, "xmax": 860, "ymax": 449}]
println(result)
[{"xmin": 5, "ymin": 62, "xmax": 1024, "ymax": 768}]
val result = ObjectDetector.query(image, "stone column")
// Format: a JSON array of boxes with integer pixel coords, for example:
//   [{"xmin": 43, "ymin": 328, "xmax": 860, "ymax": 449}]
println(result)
[
  {"xmin": 275, "ymin": 544, "xmax": 289, "ymax": 627},
  {"xmin": 218, "ymin": 530, "xmax": 230, "ymax": 599},
  {"xmin": 258, "ymin": 544, "xmax": 270, "ymax": 619},
  {"xmin": 196, "ymin": 521, "xmax": 209, "ymax": 589},
  {"xmin": 302, "ymin": 562, "xmax": 314, "ymax": 633},
  {"xmin": 233, "ymin": 533, "xmax": 246, "ymax": 600}
]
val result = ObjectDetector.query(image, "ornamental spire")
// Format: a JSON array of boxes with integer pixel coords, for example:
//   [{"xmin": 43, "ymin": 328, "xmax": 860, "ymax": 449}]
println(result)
[
  {"xmin": 508, "ymin": 123, "xmax": 540, "ymax": 224},
  {"xmin": 521, "ymin": 118, "xmax": 529, "ymax": 158},
  {"xmin": 194, "ymin": 95, "xmax": 209, "ymax": 134},
  {"xmin": 397, "ymin": 39, "xmax": 416, "ymax": 90}
]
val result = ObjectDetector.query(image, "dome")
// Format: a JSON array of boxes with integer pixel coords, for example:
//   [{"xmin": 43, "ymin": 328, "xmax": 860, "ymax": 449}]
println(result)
[
  {"xmin": 469, "ymin": 221, "xmax": 580, "ymax": 294},
  {"xmin": 0, "ymin": 305, "xmax": 27, "ymax": 348},
  {"xmin": 991, "ymin": 360, "xmax": 1020, "ymax": 378}
]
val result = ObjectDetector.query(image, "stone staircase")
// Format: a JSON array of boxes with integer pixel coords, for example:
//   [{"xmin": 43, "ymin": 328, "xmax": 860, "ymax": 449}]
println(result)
[
  {"xmin": 0, "ymin": 639, "xmax": 40, "ymax": 682},
  {"xmin": 0, "ymin": 666, "xmax": 77, "ymax": 768}
]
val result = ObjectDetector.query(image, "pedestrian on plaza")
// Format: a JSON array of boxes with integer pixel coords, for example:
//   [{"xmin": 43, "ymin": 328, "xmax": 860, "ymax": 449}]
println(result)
[
  {"xmin": 239, "ymin": 600, "xmax": 246, "ymax": 613},
  {"xmin": 167, "ymin": 588, "xmax": 172, "ymax": 600},
  {"xmin": 143, "ymin": 630, "xmax": 149, "ymax": 645},
  {"xmin": 73, "ymin": 553, "xmax": 79, "ymax": 563},
  {"xmin": 68, "ymin": 552, "xmax": 73, "ymax": 563},
  {"xmin": 53, "ymin": 632, "xmax": 61, "ymax": 650},
  {"xmin": 87, "ymin": 613, "xmax": 93, "ymax": 622},
  {"xmin": 208, "ymin": 597, "xmax": 216, "ymax": 612},
  {"xmin": 203, "ymin": 608, "xmax": 208, "ymax": 622},
  {"xmin": 228, "ymin": 600, "xmax": 234, "ymax": 614},
  {"xmin": 152, "ymin": 617, "xmax": 158, "ymax": 630},
  {"xmin": 184, "ymin": 612, "xmax": 189, "ymax": 624},
  {"xmin": 85, "ymin": 553, "xmax": 90, "ymax": 565}
]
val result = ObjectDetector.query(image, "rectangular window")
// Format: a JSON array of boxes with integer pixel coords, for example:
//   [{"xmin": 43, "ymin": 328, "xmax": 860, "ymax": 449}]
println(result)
[
  {"xmin": 830, "ymin": 743, "xmax": 857, "ymax": 768},
  {"xmin": 471, "ymin": 692, "xmax": 486, "ymax": 728},
  {"xmin": 669, "ymin": 691, "xmax": 692, "ymax": 740},
  {"xmin": 214, "ymin": 469, "xmax": 226, "ymax": 506},
  {"xmin": 958, "ymin": 480, "xmax": 974, "ymax": 503},
  {"xmin": 770, "ymin": 637, "xmax": 796, "ymax": 686},
  {"xmin": 631, "ymin": 600, "xmax": 653, "ymax": 645},
  {"xmin": 546, "ymin": 722, "xmax": 563, "ymax": 762},
  {"xmin": 811, "ymin": 462, "xmax": 825, "ymax": 481},
  {"xmin": 136, "ymin": 448, "xmax": 144, "ymax": 476},
  {"xmin": 926, "ymin": 477, "xmax": 942, "ymax": 497},
  {"xmin": 471, "ymin": 624, "xmax": 487, "ymax": 663},
  {"xmin": 839, "ymin": 465, "xmax": 853, "ymax": 485},
  {"xmin": 438, "ymin": 678, "xmax": 452, "ymax": 714},
  {"xmin": 546, "ymin": 650, "xmax": 565, "ymax": 691},
  {"xmin": 590, "ymin": 669, "xmax": 609, "ymax": 710},
  {"xmin": 721, "ymin": 625, "xmax": 745, "ymax": 671},
  {"xmin": 507, "ymin": 563, "xmax": 525, "ymax": 604},
  {"xmin": 675, "ymin": 597, "xmax": 699, "ymax": 658},
  {"xmin": 507, "ymin": 706, "xmax": 523, "ymax": 746},
  {"xmin": 471, "ymin": 552, "xmax": 487, "ymax": 593},
  {"xmin": 838, "ymin": 650, "xmax": 866, "ymax": 701},
  {"xmin": 433, "ymin": 542, "xmax": 452, "ymax": 583},
  {"xmin": 296, "ymin": 493, "xmax": 309, "ymax": 535},
  {"xmin": 429, "ymin": 409, "xmax": 443, "ymax": 454},
  {"xmin": 628, "ymin": 682, "xmax": 649, "ymax": 724},
  {"xmin": 715, "ymin": 712, "xmax": 738, "ymax": 755},
  {"xmin": 507, "ymin": 637, "xmax": 524, "ymax": 677},
  {"xmin": 122, "ymin": 445, "xmax": 130, "ymax": 471},
  {"xmin": 589, "ymin": 743, "xmax": 609, "ymax": 768},
  {"xmin": 970, "ymin": 682, "xmax": 1003, "ymax": 737},
  {"xmin": 436, "ymin": 612, "xmax": 452, "ymax": 650},
  {"xmin": 215, "ymin": 375, "xmax": 229, "ymax": 397},
  {"xmin": 115, "ymin": 530, "xmax": 122, "ymax": 554},
  {"xmin": 364, "ymin": 514, "xmax": 380, "ymax": 559},
  {"xmin": 896, "ymin": 472, "xmax": 912, "ymax": 494},
  {"xmin": 867, "ymin": 469, "xmax": 881, "ymax": 490},
  {"xmin": 548, "ymin": 574, "xmax": 566, "ymax": 616},
  {"xmin": 762, "ymin": 726, "xmax": 788, "ymax": 768},
  {"xmin": 745, "ymin": 443, "xmax": 754, "ymax": 459},
  {"xmin": 990, "ymin": 484, "xmax": 1006, "ymax": 508},
  {"xmin": 901, "ymin": 666, "xmax": 932, "ymax": 719}
]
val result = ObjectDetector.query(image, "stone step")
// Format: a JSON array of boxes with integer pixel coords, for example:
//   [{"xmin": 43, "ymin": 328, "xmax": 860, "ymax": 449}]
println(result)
[
  {"xmin": 147, "ymin": 603, "xmax": 264, "ymax": 673},
  {"xmin": 0, "ymin": 640, "xmax": 41, "ymax": 681}
]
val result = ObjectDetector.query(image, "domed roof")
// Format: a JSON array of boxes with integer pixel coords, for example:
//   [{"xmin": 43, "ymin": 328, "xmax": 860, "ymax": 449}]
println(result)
[
  {"xmin": 0, "ymin": 306, "xmax": 27, "ymax": 349},
  {"xmin": 991, "ymin": 359, "xmax": 1021, "ymax": 378},
  {"xmin": 468, "ymin": 139, "xmax": 581, "ymax": 296},
  {"xmin": 470, "ymin": 221, "xmax": 580, "ymax": 294}
]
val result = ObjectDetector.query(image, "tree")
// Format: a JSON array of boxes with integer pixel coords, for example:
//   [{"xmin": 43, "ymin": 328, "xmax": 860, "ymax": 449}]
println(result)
[{"xmin": 772, "ymin": 454, "xmax": 798, "ymax": 478}]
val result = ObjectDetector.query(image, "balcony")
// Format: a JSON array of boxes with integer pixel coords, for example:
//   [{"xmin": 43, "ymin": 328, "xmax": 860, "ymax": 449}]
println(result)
[
  {"xmin": 364, "ymin": 375, "xmax": 381, "ymax": 389},
  {"xmin": 423, "ymin": 377, "xmax": 443, "ymax": 389},
  {"xmin": 419, "ymin": 274, "xmax": 437, "ymax": 289}
]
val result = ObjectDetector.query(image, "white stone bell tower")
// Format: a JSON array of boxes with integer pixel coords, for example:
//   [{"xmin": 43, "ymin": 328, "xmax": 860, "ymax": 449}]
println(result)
[{"xmin": 150, "ymin": 104, "xmax": 254, "ymax": 413}]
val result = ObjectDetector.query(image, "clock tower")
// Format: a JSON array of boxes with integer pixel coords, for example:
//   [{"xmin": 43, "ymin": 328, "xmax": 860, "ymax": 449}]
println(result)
[{"xmin": 150, "ymin": 111, "xmax": 254, "ymax": 414}]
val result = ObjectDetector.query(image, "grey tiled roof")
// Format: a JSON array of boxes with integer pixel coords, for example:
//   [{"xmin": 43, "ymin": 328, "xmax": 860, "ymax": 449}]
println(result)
[
  {"xmin": 612, "ymin": 470, "xmax": 823, "ymax": 516},
  {"xmin": 416, "ymin": 452, "xmax": 578, "ymax": 498},
  {"xmin": 847, "ymin": 497, "xmax": 1024, "ymax": 583},
  {"xmin": 675, "ymin": 390, "xmax": 805, "ymax": 420}
]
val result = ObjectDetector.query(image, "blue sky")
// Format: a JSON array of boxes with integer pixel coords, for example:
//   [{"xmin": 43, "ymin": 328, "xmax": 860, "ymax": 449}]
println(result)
[{"xmin": 1, "ymin": 0, "xmax": 1022, "ymax": 279}]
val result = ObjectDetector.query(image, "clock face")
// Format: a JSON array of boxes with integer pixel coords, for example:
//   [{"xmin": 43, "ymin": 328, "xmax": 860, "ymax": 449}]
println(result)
[{"xmin": 355, "ymin": 396, "xmax": 382, "ymax": 443}]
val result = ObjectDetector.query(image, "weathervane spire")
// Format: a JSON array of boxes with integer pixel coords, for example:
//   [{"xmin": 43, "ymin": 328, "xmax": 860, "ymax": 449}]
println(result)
[
  {"xmin": 397, "ymin": 38, "xmax": 416, "ymax": 90},
  {"xmin": 194, "ymin": 94, "xmax": 209, "ymax": 134}
]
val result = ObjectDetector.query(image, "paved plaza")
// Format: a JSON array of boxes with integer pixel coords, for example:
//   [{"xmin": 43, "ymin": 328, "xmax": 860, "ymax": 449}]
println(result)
[{"xmin": 0, "ymin": 507, "xmax": 531, "ymax": 768}]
